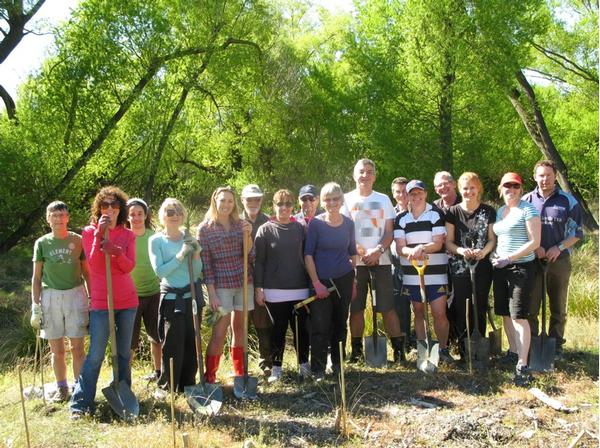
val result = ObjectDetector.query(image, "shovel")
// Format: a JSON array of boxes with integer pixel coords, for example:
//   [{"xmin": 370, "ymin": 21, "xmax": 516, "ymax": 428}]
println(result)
[
  {"xmin": 529, "ymin": 260, "xmax": 556, "ymax": 372},
  {"xmin": 293, "ymin": 280, "xmax": 340, "ymax": 312},
  {"xmin": 487, "ymin": 307, "xmax": 503, "ymax": 356},
  {"xmin": 233, "ymin": 233, "xmax": 258, "ymax": 400},
  {"xmin": 411, "ymin": 259, "xmax": 438, "ymax": 374},
  {"xmin": 463, "ymin": 260, "xmax": 490, "ymax": 368},
  {"xmin": 364, "ymin": 270, "xmax": 387, "ymax": 368},
  {"xmin": 184, "ymin": 253, "xmax": 222, "ymax": 415},
  {"xmin": 101, "ymin": 228, "xmax": 139, "ymax": 421}
]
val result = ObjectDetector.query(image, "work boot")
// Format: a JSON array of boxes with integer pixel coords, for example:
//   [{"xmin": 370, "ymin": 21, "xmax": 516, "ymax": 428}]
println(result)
[
  {"xmin": 49, "ymin": 385, "xmax": 70, "ymax": 403},
  {"xmin": 256, "ymin": 327, "xmax": 273, "ymax": 376},
  {"xmin": 230, "ymin": 346, "xmax": 245, "ymax": 377},
  {"xmin": 498, "ymin": 350, "xmax": 519, "ymax": 368},
  {"xmin": 204, "ymin": 354, "xmax": 222, "ymax": 383},
  {"xmin": 438, "ymin": 347, "xmax": 455, "ymax": 365},
  {"xmin": 514, "ymin": 364, "xmax": 533, "ymax": 387},
  {"xmin": 348, "ymin": 337, "xmax": 363, "ymax": 363},
  {"xmin": 268, "ymin": 365, "xmax": 282, "ymax": 383},
  {"xmin": 391, "ymin": 336, "xmax": 406, "ymax": 363}
]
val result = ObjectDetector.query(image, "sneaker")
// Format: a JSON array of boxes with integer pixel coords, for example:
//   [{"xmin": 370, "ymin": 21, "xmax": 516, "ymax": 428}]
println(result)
[
  {"xmin": 499, "ymin": 350, "xmax": 519, "ymax": 367},
  {"xmin": 268, "ymin": 366, "xmax": 282, "ymax": 383},
  {"xmin": 514, "ymin": 364, "xmax": 533, "ymax": 387},
  {"xmin": 69, "ymin": 410, "xmax": 85, "ymax": 421},
  {"xmin": 153, "ymin": 388, "xmax": 168, "ymax": 400},
  {"xmin": 438, "ymin": 348, "xmax": 455, "ymax": 365},
  {"xmin": 143, "ymin": 370, "xmax": 160, "ymax": 382},
  {"xmin": 299, "ymin": 362, "xmax": 311, "ymax": 378},
  {"xmin": 49, "ymin": 385, "xmax": 70, "ymax": 403},
  {"xmin": 312, "ymin": 371, "xmax": 325, "ymax": 382}
]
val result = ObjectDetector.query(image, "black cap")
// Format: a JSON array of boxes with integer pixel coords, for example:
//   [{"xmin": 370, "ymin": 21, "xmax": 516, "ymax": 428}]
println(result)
[
  {"xmin": 406, "ymin": 180, "xmax": 427, "ymax": 193},
  {"xmin": 298, "ymin": 184, "xmax": 318, "ymax": 198}
]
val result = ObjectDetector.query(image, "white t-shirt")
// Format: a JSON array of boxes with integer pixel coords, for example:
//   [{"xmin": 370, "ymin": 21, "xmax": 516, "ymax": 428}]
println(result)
[{"xmin": 341, "ymin": 189, "xmax": 396, "ymax": 266}]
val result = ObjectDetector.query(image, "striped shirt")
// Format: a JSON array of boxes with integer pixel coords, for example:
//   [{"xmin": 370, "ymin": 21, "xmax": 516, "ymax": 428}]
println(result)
[
  {"xmin": 493, "ymin": 200, "xmax": 540, "ymax": 263},
  {"xmin": 197, "ymin": 219, "xmax": 254, "ymax": 288},
  {"xmin": 393, "ymin": 204, "xmax": 447, "ymax": 286}
]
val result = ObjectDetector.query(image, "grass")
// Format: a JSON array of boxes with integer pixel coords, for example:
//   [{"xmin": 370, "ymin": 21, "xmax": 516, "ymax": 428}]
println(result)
[{"xmin": 0, "ymin": 241, "xmax": 598, "ymax": 447}]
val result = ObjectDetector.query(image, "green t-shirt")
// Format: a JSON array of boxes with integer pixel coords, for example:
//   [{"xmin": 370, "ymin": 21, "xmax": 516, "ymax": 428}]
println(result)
[
  {"xmin": 131, "ymin": 228, "xmax": 160, "ymax": 296},
  {"xmin": 33, "ymin": 231, "xmax": 85, "ymax": 290}
]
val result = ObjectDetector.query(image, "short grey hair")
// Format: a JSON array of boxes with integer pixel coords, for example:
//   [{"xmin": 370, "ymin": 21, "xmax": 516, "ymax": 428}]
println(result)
[
  {"xmin": 354, "ymin": 158, "xmax": 376, "ymax": 175},
  {"xmin": 320, "ymin": 182, "xmax": 344, "ymax": 203},
  {"xmin": 434, "ymin": 171, "xmax": 455, "ymax": 186}
]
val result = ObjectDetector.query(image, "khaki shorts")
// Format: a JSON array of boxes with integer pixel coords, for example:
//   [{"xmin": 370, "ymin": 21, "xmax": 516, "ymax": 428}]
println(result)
[
  {"xmin": 216, "ymin": 288, "xmax": 254, "ymax": 312},
  {"xmin": 40, "ymin": 285, "xmax": 89, "ymax": 340}
]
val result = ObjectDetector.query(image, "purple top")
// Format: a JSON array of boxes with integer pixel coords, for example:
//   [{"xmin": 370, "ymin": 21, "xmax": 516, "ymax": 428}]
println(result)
[
  {"xmin": 522, "ymin": 186, "xmax": 583, "ymax": 258},
  {"xmin": 304, "ymin": 214, "xmax": 357, "ymax": 280}
]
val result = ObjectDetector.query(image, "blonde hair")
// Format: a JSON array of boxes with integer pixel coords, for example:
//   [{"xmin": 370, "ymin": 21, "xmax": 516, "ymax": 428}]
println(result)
[
  {"xmin": 457, "ymin": 172, "xmax": 483, "ymax": 200},
  {"xmin": 157, "ymin": 198, "xmax": 187, "ymax": 227},
  {"xmin": 203, "ymin": 186, "xmax": 240, "ymax": 225}
]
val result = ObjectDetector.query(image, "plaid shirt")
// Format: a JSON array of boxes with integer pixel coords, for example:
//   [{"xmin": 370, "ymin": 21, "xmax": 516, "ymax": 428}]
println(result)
[{"xmin": 197, "ymin": 219, "xmax": 254, "ymax": 288}]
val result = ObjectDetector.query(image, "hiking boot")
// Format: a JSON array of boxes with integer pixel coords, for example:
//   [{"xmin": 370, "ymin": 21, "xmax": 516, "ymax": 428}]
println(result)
[
  {"xmin": 143, "ymin": 370, "xmax": 160, "ymax": 382},
  {"xmin": 348, "ymin": 338, "xmax": 363, "ymax": 363},
  {"xmin": 299, "ymin": 362, "xmax": 311, "ymax": 378},
  {"xmin": 498, "ymin": 350, "xmax": 519, "ymax": 367},
  {"xmin": 514, "ymin": 365, "xmax": 533, "ymax": 387},
  {"xmin": 268, "ymin": 366, "xmax": 282, "ymax": 383},
  {"xmin": 69, "ymin": 410, "xmax": 85, "ymax": 421},
  {"xmin": 391, "ymin": 336, "xmax": 406, "ymax": 363},
  {"xmin": 438, "ymin": 348, "xmax": 455, "ymax": 365},
  {"xmin": 49, "ymin": 385, "xmax": 70, "ymax": 403},
  {"xmin": 312, "ymin": 371, "xmax": 325, "ymax": 383}
]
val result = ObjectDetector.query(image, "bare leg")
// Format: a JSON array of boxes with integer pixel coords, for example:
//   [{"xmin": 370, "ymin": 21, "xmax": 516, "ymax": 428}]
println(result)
[
  {"xmin": 512, "ymin": 318, "xmax": 531, "ymax": 365},
  {"xmin": 231, "ymin": 310, "xmax": 245, "ymax": 347},
  {"xmin": 382, "ymin": 309, "xmax": 401, "ymax": 338},
  {"xmin": 503, "ymin": 316, "xmax": 517, "ymax": 353},
  {"xmin": 48, "ymin": 338, "xmax": 67, "ymax": 383},
  {"xmin": 151, "ymin": 341, "xmax": 162, "ymax": 371},
  {"xmin": 429, "ymin": 296, "xmax": 449, "ymax": 348},
  {"xmin": 412, "ymin": 302, "xmax": 425, "ymax": 341},
  {"xmin": 349, "ymin": 310, "xmax": 365, "ymax": 338},
  {"xmin": 206, "ymin": 314, "xmax": 231, "ymax": 356}
]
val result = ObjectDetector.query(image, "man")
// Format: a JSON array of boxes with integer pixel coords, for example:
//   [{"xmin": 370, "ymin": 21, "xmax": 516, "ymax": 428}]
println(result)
[
  {"xmin": 433, "ymin": 171, "xmax": 461, "ymax": 213},
  {"xmin": 341, "ymin": 159, "xmax": 405, "ymax": 363},
  {"xmin": 294, "ymin": 184, "xmax": 323, "ymax": 225},
  {"xmin": 394, "ymin": 180, "xmax": 453, "ymax": 363},
  {"xmin": 522, "ymin": 160, "xmax": 583, "ymax": 357},
  {"xmin": 240, "ymin": 184, "xmax": 272, "ymax": 375},
  {"xmin": 31, "ymin": 201, "xmax": 90, "ymax": 402},
  {"xmin": 390, "ymin": 177, "xmax": 411, "ymax": 356}
]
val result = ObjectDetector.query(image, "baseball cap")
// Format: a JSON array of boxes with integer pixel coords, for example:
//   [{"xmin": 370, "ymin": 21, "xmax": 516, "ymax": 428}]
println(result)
[
  {"xmin": 406, "ymin": 180, "xmax": 427, "ymax": 193},
  {"xmin": 499, "ymin": 172, "xmax": 523, "ymax": 186},
  {"xmin": 298, "ymin": 184, "xmax": 318, "ymax": 198},
  {"xmin": 241, "ymin": 184, "xmax": 263, "ymax": 198}
]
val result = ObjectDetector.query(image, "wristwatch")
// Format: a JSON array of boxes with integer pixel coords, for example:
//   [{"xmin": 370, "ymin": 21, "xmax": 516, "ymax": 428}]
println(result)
[
  {"xmin": 558, "ymin": 243, "xmax": 566, "ymax": 252},
  {"xmin": 377, "ymin": 244, "xmax": 385, "ymax": 254}
]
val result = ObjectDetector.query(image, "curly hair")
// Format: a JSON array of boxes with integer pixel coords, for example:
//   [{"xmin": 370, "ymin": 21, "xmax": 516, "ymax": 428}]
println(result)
[{"xmin": 90, "ymin": 186, "xmax": 129, "ymax": 226}]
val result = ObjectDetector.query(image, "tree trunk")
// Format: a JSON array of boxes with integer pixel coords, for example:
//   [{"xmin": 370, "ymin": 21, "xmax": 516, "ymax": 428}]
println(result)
[
  {"xmin": 438, "ymin": 57, "xmax": 455, "ymax": 172},
  {"xmin": 508, "ymin": 70, "xmax": 598, "ymax": 231}
]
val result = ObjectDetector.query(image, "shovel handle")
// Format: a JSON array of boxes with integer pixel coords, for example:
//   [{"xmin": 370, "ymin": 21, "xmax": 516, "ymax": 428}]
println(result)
[
  {"xmin": 242, "ymin": 231, "xmax": 250, "ymax": 381},
  {"xmin": 293, "ymin": 283, "xmax": 337, "ymax": 310},
  {"xmin": 188, "ymin": 254, "xmax": 205, "ymax": 386},
  {"xmin": 104, "ymin": 228, "xmax": 120, "ymax": 383}
]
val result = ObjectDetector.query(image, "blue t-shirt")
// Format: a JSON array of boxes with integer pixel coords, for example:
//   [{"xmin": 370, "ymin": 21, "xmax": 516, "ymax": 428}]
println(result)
[
  {"xmin": 493, "ymin": 200, "xmax": 540, "ymax": 263},
  {"xmin": 304, "ymin": 214, "xmax": 357, "ymax": 280}
]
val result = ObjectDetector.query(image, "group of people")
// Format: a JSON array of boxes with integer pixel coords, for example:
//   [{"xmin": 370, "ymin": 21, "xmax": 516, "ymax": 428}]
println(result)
[{"xmin": 29, "ymin": 157, "xmax": 583, "ymax": 419}]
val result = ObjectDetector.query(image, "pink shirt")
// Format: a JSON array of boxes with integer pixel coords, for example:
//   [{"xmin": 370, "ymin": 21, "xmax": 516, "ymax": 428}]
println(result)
[{"xmin": 82, "ymin": 224, "xmax": 138, "ymax": 310}]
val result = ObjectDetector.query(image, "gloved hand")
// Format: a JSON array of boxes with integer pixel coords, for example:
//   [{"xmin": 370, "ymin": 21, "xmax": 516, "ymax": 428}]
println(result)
[
  {"xmin": 184, "ymin": 235, "xmax": 201, "ymax": 254},
  {"xmin": 30, "ymin": 303, "xmax": 42, "ymax": 330},
  {"xmin": 312, "ymin": 280, "xmax": 330, "ymax": 299},
  {"xmin": 102, "ymin": 240, "xmax": 123, "ymax": 257},
  {"xmin": 492, "ymin": 256, "xmax": 511, "ymax": 269},
  {"xmin": 98, "ymin": 215, "xmax": 111, "ymax": 235},
  {"xmin": 175, "ymin": 241, "xmax": 194, "ymax": 262}
]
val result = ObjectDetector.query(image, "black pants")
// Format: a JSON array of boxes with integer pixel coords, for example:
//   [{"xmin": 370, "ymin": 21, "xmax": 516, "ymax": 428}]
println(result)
[
  {"xmin": 451, "ymin": 262, "xmax": 493, "ymax": 357},
  {"xmin": 158, "ymin": 299, "xmax": 198, "ymax": 392},
  {"xmin": 309, "ymin": 271, "xmax": 354, "ymax": 374},
  {"xmin": 267, "ymin": 301, "xmax": 309, "ymax": 366},
  {"xmin": 392, "ymin": 263, "xmax": 411, "ymax": 337}
]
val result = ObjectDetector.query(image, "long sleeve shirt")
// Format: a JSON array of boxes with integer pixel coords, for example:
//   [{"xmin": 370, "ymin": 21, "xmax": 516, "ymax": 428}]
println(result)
[
  {"xmin": 82, "ymin": 224, "xmax": 138, "ymax": 310},
  {"xmin": 149, "ymin": 232, "xmax": 203, "ymax": 300}
]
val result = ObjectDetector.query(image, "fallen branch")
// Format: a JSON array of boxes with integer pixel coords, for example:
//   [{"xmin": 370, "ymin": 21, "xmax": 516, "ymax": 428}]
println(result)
[{"xmin": 529, "ymin": 387, "xmax": 578, "ymax": 413}]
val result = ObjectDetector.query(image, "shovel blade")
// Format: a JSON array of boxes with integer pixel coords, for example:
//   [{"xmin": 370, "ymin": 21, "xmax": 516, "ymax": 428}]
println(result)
[
  {"xmin": 529, "ymin": 334, "xmax": 556, "ymax": 372},
  {"xmin": 102, "ymin": 380, "xmax": 139, "ymax": 421},
  {"xmin": 488, "ymin": 328, "xmax": 503, "ymax": 356},
  {"xmin": 184, "ymin": 383, "xmax": 223, "ymax": 416},
  {"xmin": 364, "ymin": 335, "xmax": 388, "ymax": 368},
  {"xmin": 233, "ymin": 375, "xmax": 258, "ymax": 400},
  {"xmin": 416, "ymin": 339, "xmax": 439, "ymax": 374},
  {"xmin": 463, "ymin": 336, "xmax": 490, "ymax": 369}
]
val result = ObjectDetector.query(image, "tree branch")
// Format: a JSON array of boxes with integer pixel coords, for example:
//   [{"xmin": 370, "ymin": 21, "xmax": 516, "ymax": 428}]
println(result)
[
  {"xmin": 531, "ymin": 41, "xmax": 599, "ymax": 84},
  {"xmin": 0, "ymin": 84, "xmax": 16, "ymax": 120}
]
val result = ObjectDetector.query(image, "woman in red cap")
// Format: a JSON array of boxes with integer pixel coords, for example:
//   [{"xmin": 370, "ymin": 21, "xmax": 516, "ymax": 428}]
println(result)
[{"xmin": 491, "ymin": 172, "xmax": 541, "ymax": 386}]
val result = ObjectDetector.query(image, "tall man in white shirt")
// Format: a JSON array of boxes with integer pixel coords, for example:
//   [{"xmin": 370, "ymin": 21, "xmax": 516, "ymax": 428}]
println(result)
[{"xmin": 341, "ymin": 159, "xmax": 404, "ymax": 363}]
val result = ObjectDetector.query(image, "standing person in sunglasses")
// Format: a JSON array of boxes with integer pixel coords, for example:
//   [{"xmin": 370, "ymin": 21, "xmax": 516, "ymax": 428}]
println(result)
[
  {"xmin": 294, "ymin": 184, "xmax": 324, "ymax": 226},
  {"xmin": 254, "ymin": 189, "xmax": 310, "ymax": 382},
  {"xmin": 240, "ymin": 184, "xmax": 272, "ymax": 377},
  {"xmin": 70, "ymin": 186, "xmax": 138, "ymax": 418},
  {"xmin": 126, "ymin": 198, "xmax": 162, "ymax": 382},
  {"xmin": 198, "ymin": 187, "xmax": 254, "ymax": 383},
  {"xmin": 149, "ymin": 199, "xmax": 202, "ymax": 394}
]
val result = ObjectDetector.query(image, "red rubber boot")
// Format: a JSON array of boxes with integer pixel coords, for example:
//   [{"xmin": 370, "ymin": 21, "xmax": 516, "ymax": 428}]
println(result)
[{"xmin": 204, "ymin": 354, "xmax": 221, "ymax": 384}]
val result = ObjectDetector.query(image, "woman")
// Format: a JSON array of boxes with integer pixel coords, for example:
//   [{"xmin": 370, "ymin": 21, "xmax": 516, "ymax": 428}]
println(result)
[
  {"xmin": 69, "ymin": 186, "xmax": 138, "ymax": 418},
  {"xmin": 197, "ymin": 187, "xmax": 253, "ymax": 383},
  {"xmin": 254, "ymin": 189, "xmax": 310, "ymax": 382},
  {"xmin": 126, "ymin": 198, "xmax": 162, "ymax": 381},
  {"xmin": 492, "ymin": 172, "xmax": 540, "ymax": 386},
  {"xmin": 149, "ymin": 198, "xmax": 202, "ymax": 393},
  {"xmin": 445, "ymin": 172, "xmax": 496, "ymax": 363},
  {"xmin": 304, "ymin": 182, "xmax": 357, "ymax": 379},
  {"xmin": 31, "ymin": 201, "xmax": 89, "ymax": 402}
]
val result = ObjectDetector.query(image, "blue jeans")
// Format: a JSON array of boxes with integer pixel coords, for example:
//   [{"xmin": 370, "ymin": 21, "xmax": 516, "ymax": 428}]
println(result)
[{"xmin": 69, "ymin": 307, "xmax": 137, "ymax": 414}]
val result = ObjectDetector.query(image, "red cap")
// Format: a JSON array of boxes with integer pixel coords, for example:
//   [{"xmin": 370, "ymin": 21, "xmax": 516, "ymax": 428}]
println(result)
[{"xmin": 500, "ymin": 172, "xmax": 523, "ymax": 186}]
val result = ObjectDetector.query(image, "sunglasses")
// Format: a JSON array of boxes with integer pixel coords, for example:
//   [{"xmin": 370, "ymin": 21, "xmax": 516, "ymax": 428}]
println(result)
[
  {"xmin": 166, "ymin": 208, "xmax": 181, "ymax": 217},
  {"xmin": 503, "ymin": 183, "xmax": 521, "ymax": 189},
  {"xmin": 276, "ymin": 202, "xmax": 293, "ymax": 208},
  {"xmin": 300, "ymin": 196, "xmax": 316, "ymax": 202},
  {"xmin": 100, "ymin": 201, "xmax": 121, "ymax": 210}
]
